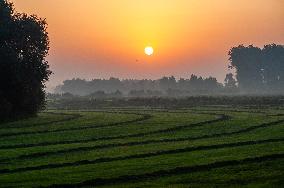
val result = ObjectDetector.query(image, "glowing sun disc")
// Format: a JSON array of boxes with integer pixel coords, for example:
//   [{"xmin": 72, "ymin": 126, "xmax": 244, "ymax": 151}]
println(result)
[{"xmin": 145, "ymin": 46, "xmax": 154, "ymax": 56}]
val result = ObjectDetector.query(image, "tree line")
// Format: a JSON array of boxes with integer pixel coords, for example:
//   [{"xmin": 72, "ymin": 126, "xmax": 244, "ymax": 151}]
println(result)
[{"xmin": 54, "ymin": 75, "xmax": 233, "ymax": 97}]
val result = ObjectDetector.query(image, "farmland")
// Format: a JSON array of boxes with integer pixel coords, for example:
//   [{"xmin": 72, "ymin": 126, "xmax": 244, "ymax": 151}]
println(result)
[{"xmin": 0, "ymin": 106, "xmax": 284, "ymax": 187}]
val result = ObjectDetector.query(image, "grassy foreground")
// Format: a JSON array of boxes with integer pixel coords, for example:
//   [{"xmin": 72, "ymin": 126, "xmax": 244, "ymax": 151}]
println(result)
[{"xmin": 0, "ymin": 107, "xmax": 283, "ymax": 187}]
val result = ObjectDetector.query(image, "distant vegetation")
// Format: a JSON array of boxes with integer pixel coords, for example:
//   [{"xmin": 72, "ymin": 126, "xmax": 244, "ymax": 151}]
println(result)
[
  {"xmin": 0, "ymin": 1, "xmax": 51, "ymax": 120},
  {"xmin": 54, "ymin": 44, "xmax": 284, "ymax": 97},
  {"xmin": 53, "ymin": 75, "xmax": 228, "ymax": 97}
]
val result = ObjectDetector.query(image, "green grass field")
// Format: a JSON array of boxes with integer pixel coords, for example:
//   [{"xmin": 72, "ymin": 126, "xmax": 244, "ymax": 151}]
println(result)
[{"xmin": 0, "ymin": 107, "xmax": 284, "ymax": 187}]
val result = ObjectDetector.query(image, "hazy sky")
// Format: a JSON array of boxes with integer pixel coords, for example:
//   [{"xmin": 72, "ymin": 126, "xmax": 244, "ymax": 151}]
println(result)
[{"xmin": 12, "ymin": 0, "xmax": 284, "ymax": 89}]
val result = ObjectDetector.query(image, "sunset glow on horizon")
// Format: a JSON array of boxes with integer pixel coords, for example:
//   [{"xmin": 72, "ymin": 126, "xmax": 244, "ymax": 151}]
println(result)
[{"xmin": 12, "ymin": 0, "xmax": 284, "ymax": 89}]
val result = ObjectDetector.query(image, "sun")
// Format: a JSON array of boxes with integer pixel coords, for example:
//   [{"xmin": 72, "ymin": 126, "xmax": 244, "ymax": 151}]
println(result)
[{"xmin": 145, "ymin": 46, "xmax": 154, "ymax": 56}]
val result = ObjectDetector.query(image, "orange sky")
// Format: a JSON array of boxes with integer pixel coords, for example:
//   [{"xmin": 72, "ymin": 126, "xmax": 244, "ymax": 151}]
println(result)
[{"xmin": 12, "ymin": 0, "xmax": 284, "ymax": 89}]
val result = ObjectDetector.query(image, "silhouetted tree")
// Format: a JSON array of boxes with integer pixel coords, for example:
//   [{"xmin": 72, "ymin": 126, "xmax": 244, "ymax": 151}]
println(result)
[
  {"xmin": 158, "ymin": 76, "xmax": 177, "ymax": 91},
  {"xmin": 189, "ymin": 74, "xmax": 202, "ymax": 91},
  {"xmin": 0, "ymin": 0, "xmax": 51, "ymax": 119},
  {"xmin": 60, "ymin": 78, "xmax": 88, "ymax": 95},
  {"xmin": 229, "ymin": 45, "xmax": 263, "ymax": 92},
  {"xmin": 224, "ymin": 73, "xmax": 237, "ymax": 91},
  {"xmin": 262, "ymin": 44, "xmax": 284, "ymax": 92},
  {"xmin": 229, "ymin": 44, "xmax": 284, "ymax": 94},
  {"xmin": 203, "ymin": 77, "xmax": 220, "ymax": 93}
]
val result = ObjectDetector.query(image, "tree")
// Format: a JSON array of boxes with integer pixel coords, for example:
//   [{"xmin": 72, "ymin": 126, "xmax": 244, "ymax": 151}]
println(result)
[
  {"xmin": 224, "ymin": 73, "xmax": 237, "ymax": 88},
  {"xmin": 0, "ymin": 0, "xmax": 51, "ymax": 119},
  {"xmin": 228, "ymin": 44, "xmax": 284, "ymax": 94},
  {"xmin": 228, "ymin": 45, "xmax": 262, "ymax": 92},
  {"xmin": 158, "ymin": 76, "xmax": 177, "ymax": 91},
  {"xmin": 262, "ymin": 44, "xmax": 284, "ymax": 92}
]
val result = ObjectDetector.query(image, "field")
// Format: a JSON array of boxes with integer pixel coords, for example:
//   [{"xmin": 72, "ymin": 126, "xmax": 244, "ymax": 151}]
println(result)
[{"xmin": 0, "ymin": 106, "xmax": 284, "ymax": 187}]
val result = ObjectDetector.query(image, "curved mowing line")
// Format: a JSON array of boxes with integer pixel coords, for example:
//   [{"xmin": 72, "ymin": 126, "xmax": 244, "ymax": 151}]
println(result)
[
  {"xmin": 45, "ymin": 153, "xmax": 284, "ymax": 188},
  {"xmin": 3, "ymin": 109, "xmax": 233, "ymax": 138},
  {"xmin": 0, "ymin": 112, "xmax": 83, "ymax": 130},
  {"xmin": 0, "ymin": 112, "xmax": 153, "ymax": 138},
  {"xmin": 0, "ymin": 138, "xmax": 283, "ymax": 174},
  {"xmin": 1, "ymin": 114, "xmax": 283, "ymax": 162},
  {"xmin": 0, "ymin": 113, "xmax": 228, "ymax": 150}
]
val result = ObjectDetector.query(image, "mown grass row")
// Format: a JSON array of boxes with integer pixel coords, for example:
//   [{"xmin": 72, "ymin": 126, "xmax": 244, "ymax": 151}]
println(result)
[
  {"xmin": 1, "ymin": 114, "xmax": 284, "ymax": 173},
  {"xmin": 0, "ymin": 112, "xmax": 82, "ymax": 130},
  {"xmin": 117, "ymin": 158, "xmax": 284, "ymax": 188},
  {"xmin": 0, "ymin": 112, "xmax": 152, "ymax": 138},
  {"xmin": 47, "ymin": 153, "xmax": 284, "ymax": 188},
  {"xmin": 2, "ymin": 140, "xmax": 283, "ymax": 187},
  {"xmin": 0, "ymin": 111, "xmax": 147, "ymax": 138},
  {"xmin": 1, "ymin": 138, "xmax": 283, "ymax": 175},
  {"xmin": 0, "ymin": 111, "xmax": 282, "ymax": 164},
  {"xmin": 0, "ymin": 111, "xmax": 214, "ymax": 149},
  {"xmin": 0, "ymin": 108, "xmax": 280, "ymax": 160},
  {"xmin": 0, "ymin": 107, "xmax": 283, "ymax": 187}
]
